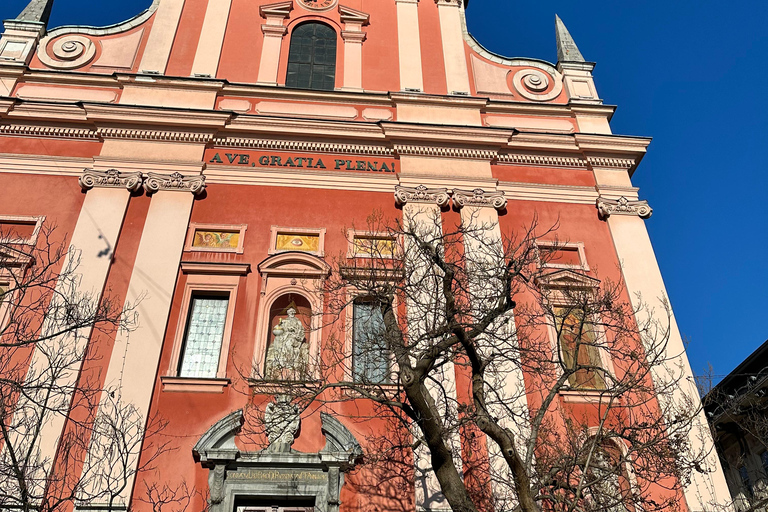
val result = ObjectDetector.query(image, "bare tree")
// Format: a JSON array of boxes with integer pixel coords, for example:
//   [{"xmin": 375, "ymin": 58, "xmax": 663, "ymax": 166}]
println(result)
[
  {"xmin": 0, "ymin": 222, "xmax": 184, "ymax": 511},
  {"xmin": 251, "ymin": 209, "xmax": 716, "ymax": 512},
  {"xmin": 704, "ymin": 367, "xmax": 768, "ymax": 512}
]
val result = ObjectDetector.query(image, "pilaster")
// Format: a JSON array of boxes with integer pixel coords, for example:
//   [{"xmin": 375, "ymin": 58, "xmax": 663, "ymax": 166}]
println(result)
[
  {"xmin": 594, "ymin": 175, "xmax": 732, "ymax": 510},
  {"xmin": 190, "ymin": 0, "xmax": 234, "ymax": 78},
  {"xmin": 394, "ymin": 0, "xmax": 424, "ymax": 92},
  {"xmin": 1, "ymin": 169, "xmax": 135, "ymax": 499},
  {"xmin": 434, "ymin": 0, "xmax": 470, "ymax": 95},
  {"xmin": 339, "ymin": 6, "xmax": 369, "ymax": 91},
  {"xmin": 257, "ymin": 1, "xmax": 293, "ymax": 86},
  {"xmin": 0, "ymin": 20, "xmax": 46, "ymax": 66},
  {"xmin": 79, "ymin": 169, "xmax": 204, "ymax": 508},
  {"xmin": 138, "ymin": 0, "xmax": 186, "ymax": 74}
]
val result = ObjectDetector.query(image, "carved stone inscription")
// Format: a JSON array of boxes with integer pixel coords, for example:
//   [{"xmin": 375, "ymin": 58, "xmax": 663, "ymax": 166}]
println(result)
[{"xmin": 228, "ymin": 469, "xmax": 326, "ymax": 482}]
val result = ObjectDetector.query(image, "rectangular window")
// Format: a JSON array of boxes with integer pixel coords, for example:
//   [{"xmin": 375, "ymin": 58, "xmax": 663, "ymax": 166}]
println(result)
[
  {"xmin": 556, "ymin": 307, "xmax": 606, "ymax": 390},
  {"xmin": 352, "ymin": 300, "xmax": 389, "ymax": 384},
  {"xmin": 178, "ymin": 294, "xmax": 230, "ymax": 379},
  {"xmin": 739, "ymin": 465, "xmax": 753, "ymax": 499}
]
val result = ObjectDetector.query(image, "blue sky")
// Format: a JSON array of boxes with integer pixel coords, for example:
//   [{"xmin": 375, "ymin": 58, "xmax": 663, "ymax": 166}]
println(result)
[{"xmin": 2, "ymin": 0, "xmax": 766, "ymax": 382}]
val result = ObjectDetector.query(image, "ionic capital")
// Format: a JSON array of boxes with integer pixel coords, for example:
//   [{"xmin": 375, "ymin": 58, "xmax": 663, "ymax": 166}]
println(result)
[
  {"xmin": 143, "ymin": 172, "xmax": 206, "ymax": 195},
  {"xmin": 394, "ymin": 185, "xmax": 450, "ymax": 207},
  {"xmin": 79, "ymin": 169, "xmax": 143, "ymax": 192},
  {"xmin": 452, "ymin": 188, "xmax": 507, "ymax": 211},
  {"xmin": 596, "ymin": 196, "xmax": 652, "ymax": 220}
]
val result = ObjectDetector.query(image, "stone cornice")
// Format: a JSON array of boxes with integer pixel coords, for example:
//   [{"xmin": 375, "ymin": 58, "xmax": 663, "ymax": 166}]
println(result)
[
  {"xmin": 452, "ymin": 188, "xmax": 507, "ymax": 210},
  {"xmin": 83, "ymin": 103, "xmax": 231, "ymax": 130},
  {"xmin": 381, "ymin": 122, "xmax": 513, "ymax": 147},
  {"xmin": 394, "ymin": 185, "xmax": 451, "ymax": 207},
  {"xmin": 96, "ymin": 128, "xmax": 215, "ymax": 143},
  {"xmin": 394, "ymin": 144, "xmax": 498, "ymax": 160},
  {"xmin": 212, "ymin": 136, "xmax": 394, "ymax": 156},
  {"xmin": 259, "ymin": 0, "xmax": 293, "ymax": 18},
  {"xmin": 0, "ymin": 123, "xmax": 99, "ymax": 140},
  {"xmin": 225, "ymin": 115, "xmax": 387, "ymax": 142},
  {"xmin": 498, "ymin": 153, "xmax": 587, "ymax": 168},
  {"xmin": 79, "ymin": 169, "xmax": 143, "ymax": 192},
  {"xmin": 115, "ymin": 73, "xmax": 226, "ymax": 92},
  {"xmin": 596, "ymin": 196, "xmax": 652, "ymax": 220},
  {"xmin": 390, "ymin": 92, "xmax": 489, "ymax": 109},
  {"xmin": 143, "ymin": 172, "xmax": 206, "ymax": 195}
]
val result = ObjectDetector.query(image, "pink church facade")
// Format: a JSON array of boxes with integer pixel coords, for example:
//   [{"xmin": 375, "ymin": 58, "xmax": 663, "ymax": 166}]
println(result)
[{"xmin": 0, "ymin": 0, "xmax": 731, "ymax": 510}]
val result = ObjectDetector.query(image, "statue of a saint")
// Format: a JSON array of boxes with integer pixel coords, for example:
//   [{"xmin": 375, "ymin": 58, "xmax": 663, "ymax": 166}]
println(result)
[{"xmin": 265, "ymin": 307, "xmax": 309, "ymax": 380}]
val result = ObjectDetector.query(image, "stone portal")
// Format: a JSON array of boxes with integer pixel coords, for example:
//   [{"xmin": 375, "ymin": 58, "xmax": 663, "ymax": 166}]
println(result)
[{"xmin": 193, "ymin": 410, "xmax": 362, "ymax": 512}]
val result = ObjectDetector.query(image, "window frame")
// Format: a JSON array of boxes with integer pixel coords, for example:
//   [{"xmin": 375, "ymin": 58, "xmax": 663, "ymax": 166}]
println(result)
[
  {"xmin": 343, "ymin": 287, "xmax": 398, "ymax": 387},
  {"xmin": 162, "ymin": 268, "xmax": 242, "ymax": 393},
  {"xmin": 269, "ymin": 226, "xmax": 326, "ymax": 257},
  {"xmin": 538, "ymin": 271, "xmax": 616, "ymax": 401},
  {"xmin": 284, "ymin": 21, "xmax": 339, "ymax": 92},
  {"xmin": 346, "ymin": 230, "xmax": 401, "ymax": 260},
  {"xmin": 535, "ymin": 240, "xmax": 590, "ymax": 271},
  {"xmin": 184, "ymin": 223, "xmax": 247, "ymax": 254},
  {"xmin": 0, "ymin": 215, "xmax": 45, "ymax": 246}
]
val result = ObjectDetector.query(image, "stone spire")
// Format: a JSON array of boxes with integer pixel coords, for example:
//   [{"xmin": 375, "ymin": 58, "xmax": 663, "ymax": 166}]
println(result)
[
  {"xmin": 555, "ymin": 14, "xmax": 585, "ymax": 63},
  {"xmin": 15, "ymin": 0, "xmax": 55, "ymax": 26}
]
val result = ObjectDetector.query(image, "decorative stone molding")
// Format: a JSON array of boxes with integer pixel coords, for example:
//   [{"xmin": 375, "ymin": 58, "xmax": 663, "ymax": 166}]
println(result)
[
  {"xmin": 212, "ymin": 137, "xmax": 394, "ymax": 156},
  {"xmin": 97, "ymin": 128, "xmax": 215, "ymax": 143},
  {"xmin": 394, "ymin": 185, "xmax": 450, "ymax": 207},
  {"xmin": 38, "ymin": 35, "xmax": 97, "ymax": 70},
  {"xmin": 79, "ymin": 169, "xmax": 143, "ymax": 192},
  {"xmin": 143, "ymin": 172, "xmax": 206, "ymax": 195},
  {"xmin": 259, "ymin": 0, "xmax": 293, "ymax": 19},
  {"xmin": 510, "ymin": 68, "xmax": 564, "ymax": 102},
  {"xmin": 587, "ymin": 156, "xmax": 636, "ymax": 169},
  {"xmin": 435, "ymin": 0, "xmax": 462, "ymax": 5},
  {"xmin": 0, "ymin": 124, "xmax": 99, "ymax": 140},
  {"xmin": 452, "ymin": 188, "xmax": 507, "ymax": 210},
  {"xmin": 394, "ymin": 145, "xmax": 498, "ymax": 160},
  {"xmin": 340, "ymin": 31, "xmax": 367, "ymax": 43},
  {"xmin": 498, "ymin": 153, "xmax": 588, "ymax": 168},
  {"xmin": 596, "ymin": 196, "xmax": 653, "ymax": 220},
  {"xmin": 261, "ymin": 24, "xmax": 288, "ymax": 36}
]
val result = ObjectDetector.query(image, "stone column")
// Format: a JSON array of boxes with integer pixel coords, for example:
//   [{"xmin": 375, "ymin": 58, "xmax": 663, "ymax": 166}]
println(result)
[
  {"xmin": 78, "ymin": 171, "xmax": 204, "ymax": 510},
  {"xmin": 395, "ymin": 185, "xmax": 457, "ymax": 512},
  {"xmin": 0, "ymin": 169, "xmax": 139, "ymax": 499},
  {"xmin": 434, "ymin": 0, "xmax": 470, "ymax": 95},
  {"xmin": 256, "ymin": 1, "xmax": 293, "ymax": 86},
  {"xmin": 394, "ymin": 0, "xmax": 424, "ymax": 92},
  {"xmin": 138, "ymin": 0, "xmax": 186, "ymax": 74},
  {"xmin": 596, "ymin": 183, "xmax": 732, "ymax": 511},
  {"xmin": 339, "ymin": 6, "xmax": 369, "ymax": 91},
  {"xmin": 452, "ymin": 188, "xmax": 532, "ymax": 508},
  {"xmin": 190, "ymin": 0, "xmax": 234, "ymax": 78}
]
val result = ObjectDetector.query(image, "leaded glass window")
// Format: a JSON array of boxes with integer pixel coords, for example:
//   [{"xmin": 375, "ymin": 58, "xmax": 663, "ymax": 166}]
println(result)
[
  {"xmin": 178, "ymin": 294, "xmax": 229, "ymax": 378},
  {"xmin": 352, "ymin": 300, "xmax": 389, "ymax": 383},
  {"xmin": 285, "ymin": 22, "xmax": 337, "ymax": 91},
  {"xmin": 556, "ymin": 307, "xmax": 607, "ymax": 390}
]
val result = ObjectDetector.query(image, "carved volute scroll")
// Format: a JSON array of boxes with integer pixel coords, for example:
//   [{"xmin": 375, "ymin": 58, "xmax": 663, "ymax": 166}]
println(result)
[
  {"xmin": 596, "ymin": 196, "xmax": 653, "ymax": 220},
  {"xmin": 394, "ymin": 185, "xmax": 451, "ymax": 207},
  {"xmin": 79, "ymin": 169, "xmax": 143, "ymax": 192},
  {"xmin": 143, "ymin": 172, "xmax": 206, "ymax": 195},
  {"xmin": 452, "ymin": 188, "xmax": 507, "ymax": 210}
]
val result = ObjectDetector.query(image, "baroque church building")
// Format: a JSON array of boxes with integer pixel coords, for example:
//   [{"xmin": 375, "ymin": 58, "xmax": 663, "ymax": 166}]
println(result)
[{"xmin": 0, "ymin": 0, "xmax": 732, "ymax": 511}]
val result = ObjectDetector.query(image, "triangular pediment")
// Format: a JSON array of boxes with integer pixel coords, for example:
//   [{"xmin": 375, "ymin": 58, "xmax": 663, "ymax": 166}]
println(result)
[
  {"xmin": 535, "ymin": 269, "xmax": 600, "ymax": 289},
  {"xmin": 339, "ymin": 5, "xmax": 370, "ymax": 25},
  {"xmin": 260, "ymin": 0, "xmax": 294, "ymax": 19}
]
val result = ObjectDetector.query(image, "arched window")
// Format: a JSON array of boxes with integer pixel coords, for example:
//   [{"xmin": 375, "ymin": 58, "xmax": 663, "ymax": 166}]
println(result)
[{"xmin": 285, "ymin": 22, "xmax": 337, "ymax": 91}]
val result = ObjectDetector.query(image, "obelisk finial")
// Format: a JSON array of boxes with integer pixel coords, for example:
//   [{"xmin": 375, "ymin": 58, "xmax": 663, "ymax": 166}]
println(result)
[
  {"xmin": 555, "ymin": 14, "xmax": 585, "ymax": 63},
  {"xmin": 15, "ymin": 0, "xmax": 55, "ymax": 27}
]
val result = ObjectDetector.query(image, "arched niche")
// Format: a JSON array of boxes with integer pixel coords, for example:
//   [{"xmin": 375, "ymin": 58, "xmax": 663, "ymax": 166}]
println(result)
[{"xmin": 254, "ymin": 252, "xmax": 330, "ymax": 382}]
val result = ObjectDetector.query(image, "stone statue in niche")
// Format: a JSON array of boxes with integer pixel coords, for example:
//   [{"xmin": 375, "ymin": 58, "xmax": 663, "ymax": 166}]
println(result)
[
  {"xmin": 264, "ymin": 394, "xmax": 300, "ymax": 452},
  {"xmin": 265, "ymin": 307, "xmax": 309, "ymax": 380}
]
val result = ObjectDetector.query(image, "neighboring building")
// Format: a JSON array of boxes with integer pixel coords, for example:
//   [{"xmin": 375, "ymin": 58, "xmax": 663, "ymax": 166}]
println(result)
[
  {"xmin": 0, "ymin": 0, "xmax": 733, "ymax": 510},
  {"xmin": 706, "ymin": 340, "xmax": 768, "ymax": 511}
]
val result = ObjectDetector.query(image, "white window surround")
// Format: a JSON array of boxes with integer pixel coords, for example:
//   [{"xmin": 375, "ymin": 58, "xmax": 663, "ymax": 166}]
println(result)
[
  {"xmin": 269, "ymin": 225, "xmax": 326, "ymax": 257},
  {"xmin": 0, "ymin": 245, "xmax": 33, "ymax": 329},
  {"xmin": 184, "ymin": 223, "xmax": 247, "ymax": 254},
  {"xmin": 161, "ymin": 263, "xmax": 248, "ymax": 393},
  {"xmin": 582, "ymin": 430, "xmax": 641, "ymax": 505},
  {"xmin": 346, "ymin": 229, "xmax": 400, "ymax": 259},
  {"xmin": 538, "ymin": 270, "xmax": 617, "ymax": 403},
  {"xmin": 0, "ymin": 215, "xmax": 45, "ymax": 245},
  {"xmin": 535, "ymin": 240, "xmax": 589, "ymax": 271},
  {"xmin": 343, "ymin": 287, "xmax": 399, "ymax": 387}
]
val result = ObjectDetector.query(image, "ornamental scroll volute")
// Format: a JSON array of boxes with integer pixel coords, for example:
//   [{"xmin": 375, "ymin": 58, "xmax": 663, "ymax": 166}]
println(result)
[
  {"xmin": 79, "ymin": 169, "xmax": 143, "ymax": 192},
  {"xmin": 143, "ymin": 172, "xmax": 206, "ymax": 195}
]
